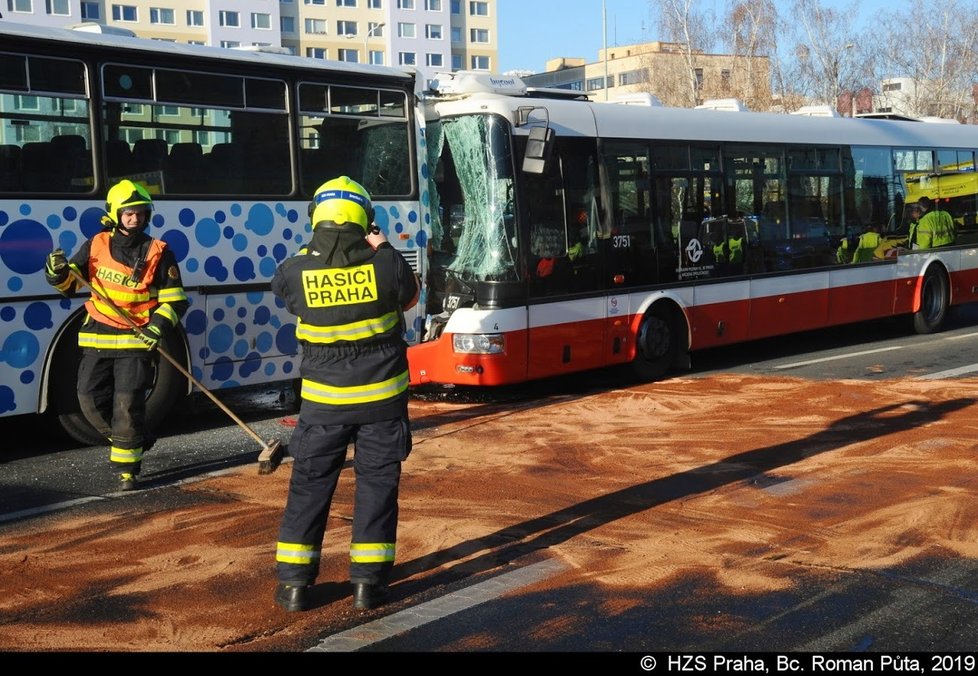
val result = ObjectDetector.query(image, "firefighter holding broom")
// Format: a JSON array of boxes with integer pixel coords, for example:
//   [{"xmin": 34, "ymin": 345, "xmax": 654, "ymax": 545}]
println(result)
[{"xmin": 45, "ymin": 179, "xmax": 188, "ymax": 492}]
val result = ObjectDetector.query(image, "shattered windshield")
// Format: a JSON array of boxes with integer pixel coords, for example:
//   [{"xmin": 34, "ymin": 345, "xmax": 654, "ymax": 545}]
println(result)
[{"xmin": 426, "ymin": 114, "xmax": 518, "ymax": 281}]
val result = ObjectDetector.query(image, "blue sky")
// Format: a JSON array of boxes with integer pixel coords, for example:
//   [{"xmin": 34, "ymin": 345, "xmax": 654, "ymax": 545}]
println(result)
[{"xmin": 497, "ymin": 0, "xmax": 890, "ymax": 75}]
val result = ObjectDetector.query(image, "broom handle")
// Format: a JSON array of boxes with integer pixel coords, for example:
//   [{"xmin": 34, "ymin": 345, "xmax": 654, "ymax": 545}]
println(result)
[{"xmin": 67, "ymin": 267, "xmax": 268, "ymax": 448}]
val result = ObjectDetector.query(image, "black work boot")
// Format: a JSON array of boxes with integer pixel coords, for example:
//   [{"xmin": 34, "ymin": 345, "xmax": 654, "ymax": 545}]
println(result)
[
  {"xmin": 119, "ymin": 472, "xmax": 137, "ymax": 491},
  {"xmin": 274, "ymin": 583, "xmax": 311, "ymax": 612},
  {"xmin": 352, "ymin": 582, "xmax": 389, "ymax": 611}
]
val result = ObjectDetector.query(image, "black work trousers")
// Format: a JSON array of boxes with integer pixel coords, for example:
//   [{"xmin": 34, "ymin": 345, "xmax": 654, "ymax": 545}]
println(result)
[
  {"xmin": 77, "ymin": 352, "xmax": 151, "ymax": 473},
  {"xmin": 276, "ymin": 416, "xmax": 412, "ymax": 587}
]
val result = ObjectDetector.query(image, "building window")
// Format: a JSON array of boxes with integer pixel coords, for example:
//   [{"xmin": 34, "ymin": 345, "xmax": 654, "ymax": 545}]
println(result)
[
  {"xmin": 186, "ymin": 10, "xmax": 204, "ymax": 26},
  {"xmin": 450, "ymin": 0, "xmax": 460, "ymax": 14},
  {"xmin": 337, "ymin": 20, "xmax": 357, "ymax": 36},
  {"xmin": 469, "ymin": 28, "xmax": 488, "ymax": 43},
  {"xmin": 219, "ymin": 11, "xmax": 240, "ymax": 27},
  {"xmin": 470, "ymin": 55, "xmax": 489, "ymax": 70},
  {"xmin": 221, "ymin": 40, "xmax": 241, "ymax": 48},
  {"xmin": 397, "ymin": 0, "xmax": 415, "ymax": 8},
  {"xmin": 305, "ymin": 18, "xmax": 327, "ymax": 34},
  {"xmin": 306, "ymin": 47, "xmax": 328, "ymax": 59},
  {"xmin": 586, "ymin": 77, "xmax": 610, "ymax": 91},
  {"xmin": 426, "ymin": 24, "xmax": 442, "ymax": 39},
  {"xmin": 337, "ymin": 0, "xmax": 357, "ymax": 5},
  {"xmin": 398, "ymin": 22, "xmax": 416, "ymax": 38},
  {"xmin": 368, "ymin": 0, "xmax": 382, "ymax": 7},
  {"xmin": 883, "ymin": 82, "xmax": 903, "ymax": 92},
  {"xmin": 150, "ymin": 7, "xmax": 175, "ymax": 24},
  {"xmin": 469, "ymin": 1, "xmax": 487, "ymax": 16},
  {"xmin": 338, "ymin": 49, "xmax": 359, "ymax": 62},
  {"xmin": 8, "ymin": 0, "xmax": 31, "ymax": 12},
  {"xmin": 399, "ymin": 52, "xmax": 416, "ymax": 66},
  {"xmin": 426, "ymin": 53, "xmax": 443, "ymax": 67},
  {"xmin": 281, "ymin": 16, "xmax": 295, "ymax": 33},
  {"xmin": 369, "ymin": 50, "xmax": 384, "ymax": 65},
  {"xmin": 426, "ymin": 0, "xmax": 441, "ymax": 9},
  {"xmin": 81, "ymin": 1, "xmax": 99, "ymax": 19},
  {"xmin": 450, "ymin": 26, "xmax": 461, "ymax": 42},
  {"xmin": 305, "ymin": 0, "xmax": 325, "ymax": 4},
  {"xmin": 367, "ymin": 21, "xmax": 384, "ymax": 37},
  {"xmin": 252, "ymin": 13, "xmax": 271, "ymax": 29},
  {"xmin": 112, "ymin": 5, "xmax": 138, "ymax": 22},
  {"xmin": 451, "ymin": 53, "xmax": 462, "ymax": 69},
  {"xmin": 46, "ymin": 0, "xmax": 69, "ymax": 15},
  {"xmin": 618, "ymin": 69, "xmax": 647, "ymax": 86}
]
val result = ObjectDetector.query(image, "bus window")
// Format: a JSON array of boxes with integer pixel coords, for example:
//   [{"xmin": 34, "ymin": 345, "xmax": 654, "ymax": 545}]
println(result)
[
  {"xmin": 101, "ymin": 64, "xmax": 290, "ymax": 195},
  {"xmin": 298, "ymin": 82, "xmax": 412, "ymax": 199},
  {"xmin": 0, "ymin": 54, "xmax": 92, "ymax": 194},
  {"xmin": 787, "ymin": 146, "xmax": 844, "ymax": 266},
  {"xmin": 935, "ymin": 149, "xmax": 977, "ymax": 243}
]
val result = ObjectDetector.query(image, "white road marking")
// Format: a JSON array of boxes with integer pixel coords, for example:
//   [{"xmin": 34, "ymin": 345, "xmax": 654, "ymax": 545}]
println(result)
[
  {"xmin": 307, "ymin": 558, "xmax": 568, "ymax": 652},
  {"xmin": 772, "ymin": 346, "xmax": 904, "ymax": 370}
]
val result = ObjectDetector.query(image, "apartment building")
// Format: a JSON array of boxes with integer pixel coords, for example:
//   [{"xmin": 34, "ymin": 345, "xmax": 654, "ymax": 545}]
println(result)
[
  {"xmin": 2, "ymin": 0, "xmax": 498, "ymax": 84},
  {"xmin": 523, "ymin": 41, "xmax": 771, "ymax": 111}
]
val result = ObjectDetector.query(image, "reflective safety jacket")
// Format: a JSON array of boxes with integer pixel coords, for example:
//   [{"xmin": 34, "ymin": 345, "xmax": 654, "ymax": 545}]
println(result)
[
  {"xmin": 47, "ymin": 229, "xmax": 188, "ymax": 352},
  {"xmin": 272, "ymin": 236, "xmax": 417, "ymax": 424},
  {"xmin": 916, "ymin": 209, "xmax": 956, "ymax": 249}
]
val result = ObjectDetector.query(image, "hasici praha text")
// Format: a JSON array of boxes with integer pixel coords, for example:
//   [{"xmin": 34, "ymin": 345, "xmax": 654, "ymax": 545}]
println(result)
[
  {"xmin": 660, "ymin": 653, "xmax": 974, "ymax": 672},
  {"xmin": 302, "ymin": 264, "xmax": 378, "ymax": 307}
]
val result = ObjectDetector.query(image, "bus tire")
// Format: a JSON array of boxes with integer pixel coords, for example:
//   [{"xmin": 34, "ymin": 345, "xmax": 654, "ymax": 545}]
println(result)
[
  {"xmin": 49, "ymin": 318, "xmax": 189, "ymax": 446},
  {"xmin": 912, "ymin": 266, "xmax": 949, "ymax": 335},
  {"xmin": 630, "ymin": 303, "xmax": 681, "ymax": 382}
]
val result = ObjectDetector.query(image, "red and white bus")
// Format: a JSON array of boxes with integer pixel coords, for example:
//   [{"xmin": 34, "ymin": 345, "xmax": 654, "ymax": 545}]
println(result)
[{"xmin": 408, "ymin": 72, "xmax": 978, "ymax": 386}]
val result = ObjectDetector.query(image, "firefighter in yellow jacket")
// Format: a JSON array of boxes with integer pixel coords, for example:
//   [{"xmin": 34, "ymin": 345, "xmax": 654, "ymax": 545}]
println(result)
[
  {"xmin": 45, "ymin": 179, "xmax": 188, "ymax": 491},
  {"xmin": 272, "ymin": 176, "xmax": 419, "ymax": 613}
]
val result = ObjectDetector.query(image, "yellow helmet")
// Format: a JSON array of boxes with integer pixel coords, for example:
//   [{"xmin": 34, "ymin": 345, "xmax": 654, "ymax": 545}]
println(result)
[
  {"xmin": 105, "ymin": 179, "xmax": 153, "ymax": 225},
  {"xmin": 310, "ymin": 176, "xmax": 374, "ymax": 232}
]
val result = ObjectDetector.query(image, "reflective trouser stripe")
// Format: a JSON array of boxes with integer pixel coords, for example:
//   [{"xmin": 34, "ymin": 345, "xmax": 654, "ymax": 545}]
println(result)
[
  {"xmin": 78, "ymin": 332, "xmax": 147, "ymax": 350},
  {"xmin": 277, "ymin": 542, "xmax": 320, "ymax": 566},
  {"xmin": 110, "ymin": 446, "xmax": 143, "ymax": 464},
  {"xmin": 301, "ymin": 370, "xmax": 409, "ymax": 406},
  {"xmin": 350, "ymin": 542, "xmax": 395, "ymax": 563}
]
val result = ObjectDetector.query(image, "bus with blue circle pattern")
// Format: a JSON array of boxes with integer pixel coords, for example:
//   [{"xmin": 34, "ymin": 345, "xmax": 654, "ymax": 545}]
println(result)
[{"xmin": 0, "ymin": 21, "xmax": 429, "ymax": 444}]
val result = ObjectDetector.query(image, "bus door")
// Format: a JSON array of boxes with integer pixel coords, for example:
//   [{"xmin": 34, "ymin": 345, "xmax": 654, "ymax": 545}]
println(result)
[{"xmin": 525, "ymin": 137, "xmax": 606, "ymax": 377}]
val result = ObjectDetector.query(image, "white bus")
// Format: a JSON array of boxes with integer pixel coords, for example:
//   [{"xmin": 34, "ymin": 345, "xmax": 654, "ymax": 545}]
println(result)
[
  {"xmin": 0, "ymin": 22, "xmax": 427, "ymax": 443},
  {"xmin": 408, "ymin": 72, "xmax": 978, "ymax": 386}
]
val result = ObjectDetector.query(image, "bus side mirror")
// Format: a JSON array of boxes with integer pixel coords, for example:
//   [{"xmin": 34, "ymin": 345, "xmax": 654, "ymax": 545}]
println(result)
[{"xmin": 522, "ymin": 126, "xmax": 554, "ymax": 174}]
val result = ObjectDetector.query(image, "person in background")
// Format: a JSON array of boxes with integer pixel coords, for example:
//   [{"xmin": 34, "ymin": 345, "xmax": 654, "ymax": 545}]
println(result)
[
  {"xmin": 914, "ymin": 195, "xmax": 955, "ymax": 249},
  {"xmin": 271, "ymin": 176, "xmax": 420, "ymax": 613},
  {"xmin": 44, "ymin": 179, "xmax": 188, "ymax": 491}
]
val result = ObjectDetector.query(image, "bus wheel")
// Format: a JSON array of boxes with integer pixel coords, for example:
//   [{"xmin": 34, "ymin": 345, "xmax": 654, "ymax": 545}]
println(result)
[
  {"xmin": 631, "ymin": 304, "xmax": 681, "ymax": 382},
  {"xmin": 913, "ymin": 267, "xmax": 949, "ymax": 335},
  {"xmin": 49, "ymin": 321, "xmax": 189, "ymax": 446}
]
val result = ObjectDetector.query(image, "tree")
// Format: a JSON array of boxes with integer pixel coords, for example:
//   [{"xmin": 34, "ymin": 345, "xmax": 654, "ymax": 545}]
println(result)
[
  {"xmin": 787, "ymin": 0, "xmax": 866, "ymax": 111},
  {"xmin": 652, "ymin": 0, "xmax": 717, "ymax": 107},
  {"xmin": 725, "ymin": 0, "xmax": 778, "ymax": 110},
  {"xmin": 874, "ymin": 0, "xmax": 978, "ymax": 120}
]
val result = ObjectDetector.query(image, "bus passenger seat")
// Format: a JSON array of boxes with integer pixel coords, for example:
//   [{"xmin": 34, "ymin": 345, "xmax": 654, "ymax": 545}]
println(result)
[
  {"xmin": 0, "ymin": 145, "xmax": 22, "ymax": 192},
  {"xmin": 133, "ymin": 138, "xmax": 169, "ymax": 173},
  {"xmin": 50, "ymin": 134, "xmax": 92, "ymax": 191},
  {"xmin": 165, "ymin": 142, "xmax": 204, "ymax": 193},
  {"xmin": 21, "ymin": 142, "xmax": 55, "ymax": 192},
  {"xmin": 105, "ymin": 140, "xmax": 136, "ymax": 179},
  {"xmin": 206, "ymin": 143, "xmax": 244, "ymax": 193}
]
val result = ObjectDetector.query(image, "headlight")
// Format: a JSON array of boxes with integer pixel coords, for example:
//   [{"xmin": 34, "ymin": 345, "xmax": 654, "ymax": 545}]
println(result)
[{"xmin": 452, "ymin": 333, "xmax": 505, "ymax": 354}]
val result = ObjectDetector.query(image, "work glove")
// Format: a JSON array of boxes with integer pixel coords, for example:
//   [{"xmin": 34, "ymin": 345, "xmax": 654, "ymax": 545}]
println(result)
[
  {"xmin": 46, "ymin": 249, "xmax": 68, "ymax": 275},
  {"xmin": 136, "ymin": 325, "xmax": 162, "ymax": 351}
]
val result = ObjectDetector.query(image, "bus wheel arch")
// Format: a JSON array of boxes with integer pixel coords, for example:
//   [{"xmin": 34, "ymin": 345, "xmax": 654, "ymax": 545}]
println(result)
[
  {"xmin": 44, "ymin": 312, "xmax": 191, "ymax": 446},
  {"xmin": 912, "ymin": 263, "xmax": 950, "ymax": 335},
  {"xmin": 630, "ymin": 300, "xmax": 688, "ymax": 382}
]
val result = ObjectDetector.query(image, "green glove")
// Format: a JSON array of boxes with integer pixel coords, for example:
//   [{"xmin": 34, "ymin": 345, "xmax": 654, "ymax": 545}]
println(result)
[
  {"xmin": 137, "ymin": 325, "xmax": 162, "ymax": 351},
  {"xmin": 46, "ymin": 249, "xmax": 68, "ymax": 275}
]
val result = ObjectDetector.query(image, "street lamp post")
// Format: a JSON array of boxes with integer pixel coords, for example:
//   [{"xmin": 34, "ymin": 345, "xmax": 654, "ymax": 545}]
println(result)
[{"xmin": 364, "ymin": 21, "xmax": 385, "ymax": 65}]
